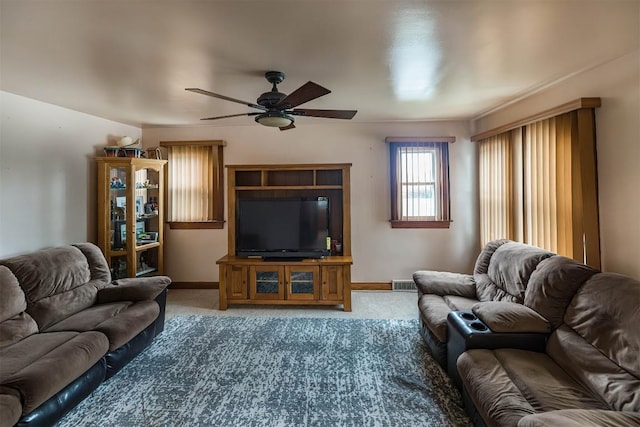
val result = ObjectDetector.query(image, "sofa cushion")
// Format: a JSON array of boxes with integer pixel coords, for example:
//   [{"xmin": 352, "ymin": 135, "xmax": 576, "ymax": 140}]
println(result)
[
  {"xmin": 0, "ymin": 246, "xmax": 102, "ymax": 329},
  {"xmin": 458, "ymin": 349, "xmax": 537, "ymax": 426},
  {"xmin": 517, "ymin": 409, "xmax": 640, "ymax": 427},
  {"xmin": 458, "ymin": 349, "xmax": 608, "ymax": 427},
  {"xmin": 547, "ymin": 272, "xmax": 640, "ymax": 413},
  {"xmin": 442, "ymin": 295, "xmax": 478, "ymax": 311},
  {"xmin": 419, "ymin": 294, "xmax": 479, "ymax": 343},
  {"xmin": 71, "ymin": 243, "xmax": 112, "ymax": 284},
  {"xmin": 473, "ymin": 239, "xmax": 510, "ymax": 275},
  {"xmin": 0, "ymin": 266, "xmax": 40, "ymax": 349},
  {"xmin": 98, "ymin": 276, "xmax": 171, "ymax": 304},
  {"xmin": 44, "ymin": 301, "xmax": 160, "ymax": 351},
  {"xmin": 0, "ymin": 331, "xmax": 108, "ymax": 414},
  {"xmin": 548, "ymin": 327, "xmax": 640, "ymax": 412},
  {"xmin": 524, "ymin": 256, "xmax": 599, "ymax": 330},
  {"xmin": 476, "ymin": 242, "xmax": 555, "ymax": 303},
  {"xmin": 413, "ymin": 271, "xmax": 476, "ymax": 298},
  {"xmin": 472, "ymin": 302, "xmax": 550, "ymax": 333},
  {"xmin": 0, "ymin": 389, "xmax": 22, "ymax": 427},
  {"xmin": 564, "ymin": 273, "xmax": 640, "ymax": 380},
  {"xmin": 0, "ymin": 266, "xmax": 27, "ymax": 323},
  {"xmin": 0, "ymin": 313, "xmax": 39, "ymax": 350}
]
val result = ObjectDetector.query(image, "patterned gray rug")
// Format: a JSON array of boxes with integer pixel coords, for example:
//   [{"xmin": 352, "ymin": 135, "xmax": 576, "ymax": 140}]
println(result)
[{"xmin": 57, "ymin": 316, "xmax": 471, "ymax": 427}]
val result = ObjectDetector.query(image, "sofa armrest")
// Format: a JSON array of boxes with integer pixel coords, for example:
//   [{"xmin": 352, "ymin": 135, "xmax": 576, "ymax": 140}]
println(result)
[
  {"xmin": 97, "ymin": 276, "xmax": 171, "ymax": 304},
  {"xmin": 413, "ymin": 271, "xmax": 476, "ymax": 298},
  {"xmin": 472, "ymin": 302, "xmax": 550, "ymax": 333},
  {"xmin": 518, "ymin": 409, "xmax": 640, "ymax": 427}
]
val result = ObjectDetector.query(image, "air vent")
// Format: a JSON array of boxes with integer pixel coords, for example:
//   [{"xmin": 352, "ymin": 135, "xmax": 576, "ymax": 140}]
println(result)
[{"xmin": 392, "ymin": 279, "xmax": 417, "ymax": 292}]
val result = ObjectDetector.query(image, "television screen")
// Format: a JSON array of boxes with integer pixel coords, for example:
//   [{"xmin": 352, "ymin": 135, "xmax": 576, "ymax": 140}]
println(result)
[{"xmin": 236, "ymin": 198, "xmax": 330, "ymax": 259}]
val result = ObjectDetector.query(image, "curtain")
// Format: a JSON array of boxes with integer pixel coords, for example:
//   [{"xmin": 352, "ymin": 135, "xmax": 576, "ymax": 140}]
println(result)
[{"xmin": 167, "ymin": 145, "xmax": 212, "ymax": 222}]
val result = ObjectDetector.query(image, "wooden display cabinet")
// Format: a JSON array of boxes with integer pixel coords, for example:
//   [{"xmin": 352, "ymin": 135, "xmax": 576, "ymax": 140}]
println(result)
[
  {"xmin": 217, "ymin": 163, "xmax": 352, "ymax": 311},
  {"xmin": 96, "ymin": 157, "xmax": 167, "ymax": 279}
]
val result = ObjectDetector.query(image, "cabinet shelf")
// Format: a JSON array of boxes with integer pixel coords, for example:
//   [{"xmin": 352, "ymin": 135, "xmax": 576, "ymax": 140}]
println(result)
[
  {"xmin": 136, "ymin": 267, "xmax": 158, "ymax": 277},
  {"xmin": 136, "ymin": 241, "xmax": 160, "ymax": 251}
]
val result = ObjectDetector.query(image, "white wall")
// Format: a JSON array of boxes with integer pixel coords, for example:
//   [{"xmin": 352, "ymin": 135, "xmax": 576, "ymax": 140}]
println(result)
[
  {"xmin": 472, "ymin": 51, "xmax": 640, "ymax": 279},
  {"xmin": 142, "ymin": 121, "xmax": 479, "ymax": 283},
  {"xmin": 0, "ymin": 91, "xmax": 141, "ymax": 257}
]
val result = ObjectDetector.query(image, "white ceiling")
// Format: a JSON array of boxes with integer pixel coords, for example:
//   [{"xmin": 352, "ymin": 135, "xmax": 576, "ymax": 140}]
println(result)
[{"xmin": 1, "ymin": 0, "xmax": 638, "ymax": 128}]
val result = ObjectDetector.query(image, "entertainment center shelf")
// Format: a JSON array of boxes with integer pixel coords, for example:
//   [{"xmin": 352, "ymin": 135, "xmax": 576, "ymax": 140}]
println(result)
[{"xmin": 218, "ymin": 163, "xmax": 352, "ymax": 311}]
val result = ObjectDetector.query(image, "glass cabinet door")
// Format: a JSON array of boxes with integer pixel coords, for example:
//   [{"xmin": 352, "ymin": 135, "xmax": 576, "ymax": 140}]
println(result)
[
  {"xmin": 108, "ymin": 165, "xmax": 129, "ymax": 278},
  {"xmin": 250, "ymin": 266, "xmax": 284, "ymax": 300},
  {"xmin": 286, "ymin": 266, "xmax": 319, "ymax": 300},
  {"xmin": 133, "ymin": 163, "xmax": 161, "ymax": 277}
]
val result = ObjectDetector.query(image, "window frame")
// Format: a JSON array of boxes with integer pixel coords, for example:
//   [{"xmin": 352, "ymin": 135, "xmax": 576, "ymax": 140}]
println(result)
[
  {"xmin": 386, "ymin": 137, "xmax": 454, "ymax": 229},
  {"xmin": 159, "ymin": 140, "xmax": 225, "ymax": 230}
]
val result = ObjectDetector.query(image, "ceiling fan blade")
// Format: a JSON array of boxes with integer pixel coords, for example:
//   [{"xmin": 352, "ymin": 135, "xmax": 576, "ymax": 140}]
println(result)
[
  {"xmin": 186, "ymin": 88, "xmax": 267, "ymax": 111},
  {"xmin": 274, "ymin": 82, "xmax": 331, "ymax": 109},
  {"xmin": 201, "ymin": 112, "xmax": 261, "ymax": 121},
  {"xmin": 279, "ymin": 123, "xmax": 296, "ymax": 131},
  {"xmin": 290, "ymin": 109, "xmax": 357, "ymax": 119}
]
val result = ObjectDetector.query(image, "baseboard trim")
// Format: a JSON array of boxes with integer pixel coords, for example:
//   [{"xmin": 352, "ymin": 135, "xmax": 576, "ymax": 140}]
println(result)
[
  {"xmin": 351, "ymin": 282, "xmax": 392, "ymax": 291},
  {"xmin": 169, "ymin": 282, "xmax": 219, "ymax": 289},
  {"xmin": 168, "ymin": 282, "xmax": 391, "ymax": 291}
]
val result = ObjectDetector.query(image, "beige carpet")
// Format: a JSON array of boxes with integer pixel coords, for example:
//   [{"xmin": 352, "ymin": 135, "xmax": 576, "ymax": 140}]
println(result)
[{"xmin": 167, "ymin": 289, "xmax": 418, "ymax": 320}]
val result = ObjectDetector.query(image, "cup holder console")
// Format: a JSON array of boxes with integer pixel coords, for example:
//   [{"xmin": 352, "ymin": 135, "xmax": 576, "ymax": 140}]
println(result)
[
  {"xmin": 469, "ymin": 321, "xmax": 488, "ymax": 331},
  {"xmin": 447, "ymin": 309, "xmax": 548, "ymax": 390},
  {"xmin": 460, "ymin": 312, "xmax": 477, "ymax": 321},
  {"xmin": 449, "ymin": 310, "xmax": 492, "ymax": 335}
]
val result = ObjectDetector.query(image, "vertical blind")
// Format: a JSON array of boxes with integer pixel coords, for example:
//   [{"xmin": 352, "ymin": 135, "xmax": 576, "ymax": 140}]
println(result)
[
  {"xmin": 479, "ymin": 132, "xmax": 515, "ymax": 244},
  {"xmin": 166, "ymin": 145, "xmax": 212, "ymax": 222},
  {"xmin": 523, "ymin": 113, "xmax": 572, "ymax": 254},
  {"xmin": 477, "ymin": 108, "xmax": 600, "ymax": 268}
]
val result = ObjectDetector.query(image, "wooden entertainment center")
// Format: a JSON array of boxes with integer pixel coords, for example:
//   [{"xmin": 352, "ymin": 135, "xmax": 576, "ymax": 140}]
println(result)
[{"xmin": 217, "ymin": 163, "xmax": 352, "ymax": 311}]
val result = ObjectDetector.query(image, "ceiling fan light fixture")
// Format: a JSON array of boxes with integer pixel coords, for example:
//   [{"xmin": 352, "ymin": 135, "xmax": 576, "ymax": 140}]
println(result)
[{"xmin": 255, "ymin": 112, "xmax": 294, "ymax": 128}]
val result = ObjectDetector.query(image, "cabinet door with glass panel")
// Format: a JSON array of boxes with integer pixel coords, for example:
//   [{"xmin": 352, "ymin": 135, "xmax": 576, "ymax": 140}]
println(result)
[
  {"xmin": 96, "ymin": 157, "xmax": 167, "ymax": 279},
  {"xmin": 286, "ymin": 266, "xmax": 319, "ymax": 301},
  {"xmin": 248, "ymin": 265, "xmax": 319, "ymax": 301}
]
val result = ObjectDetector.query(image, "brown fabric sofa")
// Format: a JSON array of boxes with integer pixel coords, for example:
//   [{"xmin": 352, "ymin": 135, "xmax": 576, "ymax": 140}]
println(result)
[
  {"xmin": 0, "ymin": 243, "xmax": 171, "ymax": 427},
  {"xmin": 413, "ymin": 240, "xmax": 555, "ymax": 367},
  {"xmin": 457, "ymin": 271, "xmax": 640, "ymax": 427}
]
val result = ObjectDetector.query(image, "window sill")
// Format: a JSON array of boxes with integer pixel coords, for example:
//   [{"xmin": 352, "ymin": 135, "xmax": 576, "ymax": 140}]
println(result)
[
  {"xmin": 390, "ymin": 220, "xmax": 451, "ymax": 229},
  {"xmin": 167, "ymin": 221, "xmax": 225, "ymax": 230}
]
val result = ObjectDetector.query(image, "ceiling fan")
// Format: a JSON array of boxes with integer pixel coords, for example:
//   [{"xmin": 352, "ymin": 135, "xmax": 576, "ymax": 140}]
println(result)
[{"xmin": 186, "ymin": 71, "xmax": 357, "ymax": 131}]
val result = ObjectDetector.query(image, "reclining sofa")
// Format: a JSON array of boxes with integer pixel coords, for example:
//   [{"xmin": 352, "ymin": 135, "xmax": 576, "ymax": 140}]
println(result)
[
  {"xmin": 415, "ymin": 239, "xmax": 640, "ymax": 426},
  {"xmin": 413, "ymin": 239, "xmax": 555, "ymax": 367},
  {"xmin": 458, "ymin": 268, "xmax": 640, "ymax": 426},
  {"xmin": 0, "ymin": 243, "xmax": 171, "ymax": 427}
]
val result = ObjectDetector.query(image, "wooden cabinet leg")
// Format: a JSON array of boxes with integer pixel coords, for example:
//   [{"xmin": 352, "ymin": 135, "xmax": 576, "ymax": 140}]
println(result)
[
  {"xmin": 219, "ymin": 265, "xmax": 228, "ymax": 310},
  {"xmin": 343, "ymin": 271, "xmax": 352, "ymax": 312}
]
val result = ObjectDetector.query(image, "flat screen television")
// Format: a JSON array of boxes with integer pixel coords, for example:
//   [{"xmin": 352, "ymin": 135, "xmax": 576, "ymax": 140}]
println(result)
[{"xmin": 236, "ymin": 198, "xmax": 330, "ymax": 259}]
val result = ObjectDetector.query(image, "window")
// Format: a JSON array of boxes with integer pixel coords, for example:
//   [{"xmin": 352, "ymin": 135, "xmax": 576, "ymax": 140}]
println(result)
[
  {"xmin": 473, "ymin": 99, "xmax": 600, "ymax": 268},
  {"xmin": 386, "ymin": 137, "xmax": 454, "ymax": 228},
  {"xmin": 159, "ymin": 140, "xmax": 225, "ymax": 229}
]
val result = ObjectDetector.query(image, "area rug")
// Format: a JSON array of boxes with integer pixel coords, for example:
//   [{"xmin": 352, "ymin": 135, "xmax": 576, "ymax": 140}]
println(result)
[{"xmin": 57, "ymin": 316, "xmax": 471, "ymax": 427}]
